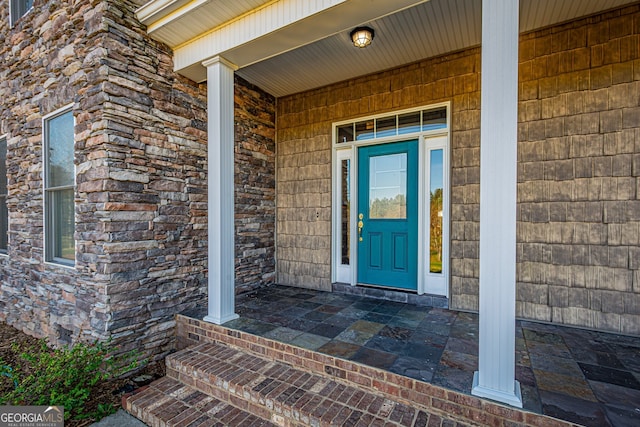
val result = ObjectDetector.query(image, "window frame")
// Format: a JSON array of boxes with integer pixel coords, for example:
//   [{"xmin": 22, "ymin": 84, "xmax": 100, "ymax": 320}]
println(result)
[
  {"xmin": 9, "ymin": 0, "xmax": 34, "ymax": 27},
  {"xmin": 0, "ymin": 135, "xmax": 7, "ymax": 255},
  {"xmin": 43, "ymin": 105, "xmax": 76, "ymax": 268}
]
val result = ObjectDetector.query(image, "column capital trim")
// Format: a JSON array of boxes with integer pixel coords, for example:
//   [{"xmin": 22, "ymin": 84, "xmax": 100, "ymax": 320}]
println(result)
[{"xmin": 202, "ymin": 55, "xmax": 239, "ymax": 71}]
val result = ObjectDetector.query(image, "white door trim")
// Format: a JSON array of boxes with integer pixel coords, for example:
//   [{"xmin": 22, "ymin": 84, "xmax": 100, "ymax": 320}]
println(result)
[
  {"xmin": 419, "ymin": 135, "xmax": 450, "ymax": 297},
  {"xmin": 331, "ymin": 103, "xmax": 450, "ymax": 297}
]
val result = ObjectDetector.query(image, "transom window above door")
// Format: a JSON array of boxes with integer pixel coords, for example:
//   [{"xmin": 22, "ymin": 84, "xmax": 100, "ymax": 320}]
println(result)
[{"xmin": 336, "ymin": 107, "xmax": 446, "ymax": 143}]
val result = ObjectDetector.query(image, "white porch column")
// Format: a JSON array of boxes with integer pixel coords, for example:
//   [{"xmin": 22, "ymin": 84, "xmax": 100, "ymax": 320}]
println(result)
[
  {"xmin": 203, "ymin": 56, "xmax": 239, "ymax": 325},
  {"xmin": 471, "ymin": 0, "xmax": 522, "ymax": 408}
]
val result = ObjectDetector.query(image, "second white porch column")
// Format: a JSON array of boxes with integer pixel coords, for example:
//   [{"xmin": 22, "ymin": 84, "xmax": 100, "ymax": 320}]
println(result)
[
  {"xmin": 203, "ymin": 56, "xmax": 239, "ymax": 325},
  {"xmin": 471, "ymin": 0, "xmax": 522, "ymax": 407}
]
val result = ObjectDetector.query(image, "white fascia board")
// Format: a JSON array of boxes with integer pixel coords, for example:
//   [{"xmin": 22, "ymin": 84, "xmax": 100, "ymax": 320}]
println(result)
[
  {"xmin": 173, "ymin": 0, "xmax": 430, "ymax": 82},
  {"xmin": 136, "ymin": 0, "xmax": 192, "ymax": 26}
]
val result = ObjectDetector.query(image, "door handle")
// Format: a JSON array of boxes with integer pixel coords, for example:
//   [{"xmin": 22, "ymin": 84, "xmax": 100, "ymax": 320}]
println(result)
[{"xmin": 358, "ymin": 213, "xmax": 364, "ymax": 241}]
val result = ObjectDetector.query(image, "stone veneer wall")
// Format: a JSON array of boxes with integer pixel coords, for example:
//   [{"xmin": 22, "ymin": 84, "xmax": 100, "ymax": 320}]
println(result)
[
  {"xmin": 234, "ymin": 75, "xmax": 276, "ymax": 294},
  {"xmin": 276, "ymin": 3, "xmax": 640, "ymax": 335},
  {"xmin": 0, "ymin": 0, "xmax": 276, "ymax": 357},
  {"xmin": 0, "ymin": 0, "xmax": 120, "ymax": 345},
  {"xmin": 87, "ymin": 0, "xmax": 210, "ymax": 357}
]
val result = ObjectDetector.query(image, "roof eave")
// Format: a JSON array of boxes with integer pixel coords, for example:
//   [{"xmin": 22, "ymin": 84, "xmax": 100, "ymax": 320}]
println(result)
[{"xmin": 136, "ymin": 0, "xmax": 192, "ymax": 27}]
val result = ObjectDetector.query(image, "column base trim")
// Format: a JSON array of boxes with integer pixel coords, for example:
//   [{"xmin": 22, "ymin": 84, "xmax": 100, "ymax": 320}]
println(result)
[
  {"xmin": 203, "ymin": 313, "xmax": 239, "ymax": 325},
  {"xmin": 471, "ymin": 372, "xmax": 523, "ymax": 408}
]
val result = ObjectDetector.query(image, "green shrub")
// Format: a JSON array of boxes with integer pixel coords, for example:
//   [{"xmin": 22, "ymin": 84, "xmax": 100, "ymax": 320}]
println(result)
[
  {"xmin": 0, "ymin": 360, "xmax": 15, "ymax": 387},
  {"xmin": 0, "ymin": 339, "xmax": 138, "ymax": 421}
]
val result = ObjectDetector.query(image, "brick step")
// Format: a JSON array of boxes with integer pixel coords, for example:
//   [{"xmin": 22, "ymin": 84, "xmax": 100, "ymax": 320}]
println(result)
[
  {"xmin": 134, "ymin": 341, "xmax": 465, "ymax": 427},
  {"xmin": 125, "ymin": 376, "xmax": 277, "ymax": 427},
  {"xmin": 174, "ymin": 315, "xmax": 570, "ymax": 427}
]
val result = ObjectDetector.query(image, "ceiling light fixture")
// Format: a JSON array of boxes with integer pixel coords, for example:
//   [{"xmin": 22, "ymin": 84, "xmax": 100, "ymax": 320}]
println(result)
[{"xmin": 350, "ymin": 26, "xmax": 375, "ymax": 48}]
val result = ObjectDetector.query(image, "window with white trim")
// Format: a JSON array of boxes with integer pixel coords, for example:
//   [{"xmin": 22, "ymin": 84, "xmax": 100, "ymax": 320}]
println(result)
[
  {"xmin": 10, "ymin": 0, "xmax": 33, "ymax": 27},
  {"xmin": 0, "ymin": 137, "xmax": 7, "ymax": 254},
  {"xmin": 44, "ymin": 108, "xmax": 75, "ymax": 265}
]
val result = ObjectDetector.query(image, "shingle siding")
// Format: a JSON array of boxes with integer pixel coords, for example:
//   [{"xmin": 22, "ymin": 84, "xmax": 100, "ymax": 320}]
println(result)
[
  {"xmin": 276, "ymin": 3, "xmax": 640, "ymax": 335},
  {"xmin": 517, "ymin": 4, "xmax": 640, "ymax": 334}
]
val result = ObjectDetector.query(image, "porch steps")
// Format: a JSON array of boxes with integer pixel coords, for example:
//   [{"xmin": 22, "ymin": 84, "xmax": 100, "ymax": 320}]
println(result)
[
  {"xmin": 125, "ymin": 315, "xmax": 575, "ymax": 426},
  {"xmin": 125, "ymin": 375, "xmax": 277, "ymax": 427},
  {"xmin": 125, "ymin": 341, "xmax": 463, "ymax": 426}
]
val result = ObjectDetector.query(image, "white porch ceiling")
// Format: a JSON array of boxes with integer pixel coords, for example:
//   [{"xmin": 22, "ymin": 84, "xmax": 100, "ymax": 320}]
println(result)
[{"xmin": 138, "ymin": 0, "xmax": 638, "ymax": 97}]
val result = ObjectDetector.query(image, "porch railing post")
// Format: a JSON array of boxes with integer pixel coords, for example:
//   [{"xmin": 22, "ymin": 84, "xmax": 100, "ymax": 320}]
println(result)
[
  {"xmin": 203, "ymin": 56, "xmax": 239, "ymax": 325},
  {"xmin": 472, "ymin": 0, "xmax": 523, "ymax": 407}
]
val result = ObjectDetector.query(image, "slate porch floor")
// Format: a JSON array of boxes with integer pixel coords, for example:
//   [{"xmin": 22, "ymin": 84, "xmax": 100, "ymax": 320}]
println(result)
[{"xmin": 193, "ymin": 285, "xmax": 640, "ymax": 427}]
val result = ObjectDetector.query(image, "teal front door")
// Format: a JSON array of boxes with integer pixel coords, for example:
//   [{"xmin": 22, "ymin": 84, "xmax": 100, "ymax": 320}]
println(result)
[{"xmin": 357, "ymin": 141, "xmax": 418, "ymax": 290}]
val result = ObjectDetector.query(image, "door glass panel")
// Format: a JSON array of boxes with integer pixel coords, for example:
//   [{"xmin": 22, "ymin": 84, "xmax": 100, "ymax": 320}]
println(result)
[
  {"xmin": 341, "ymin": 159, "xmax": 350, "ymax": 265},
  {"xmin": 429, "ymin": 149, "xmax": 444, "ymax": 273},
  {"xmin": 369, "ymin": 153, "xmax": 407, "ymax": 219}
]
